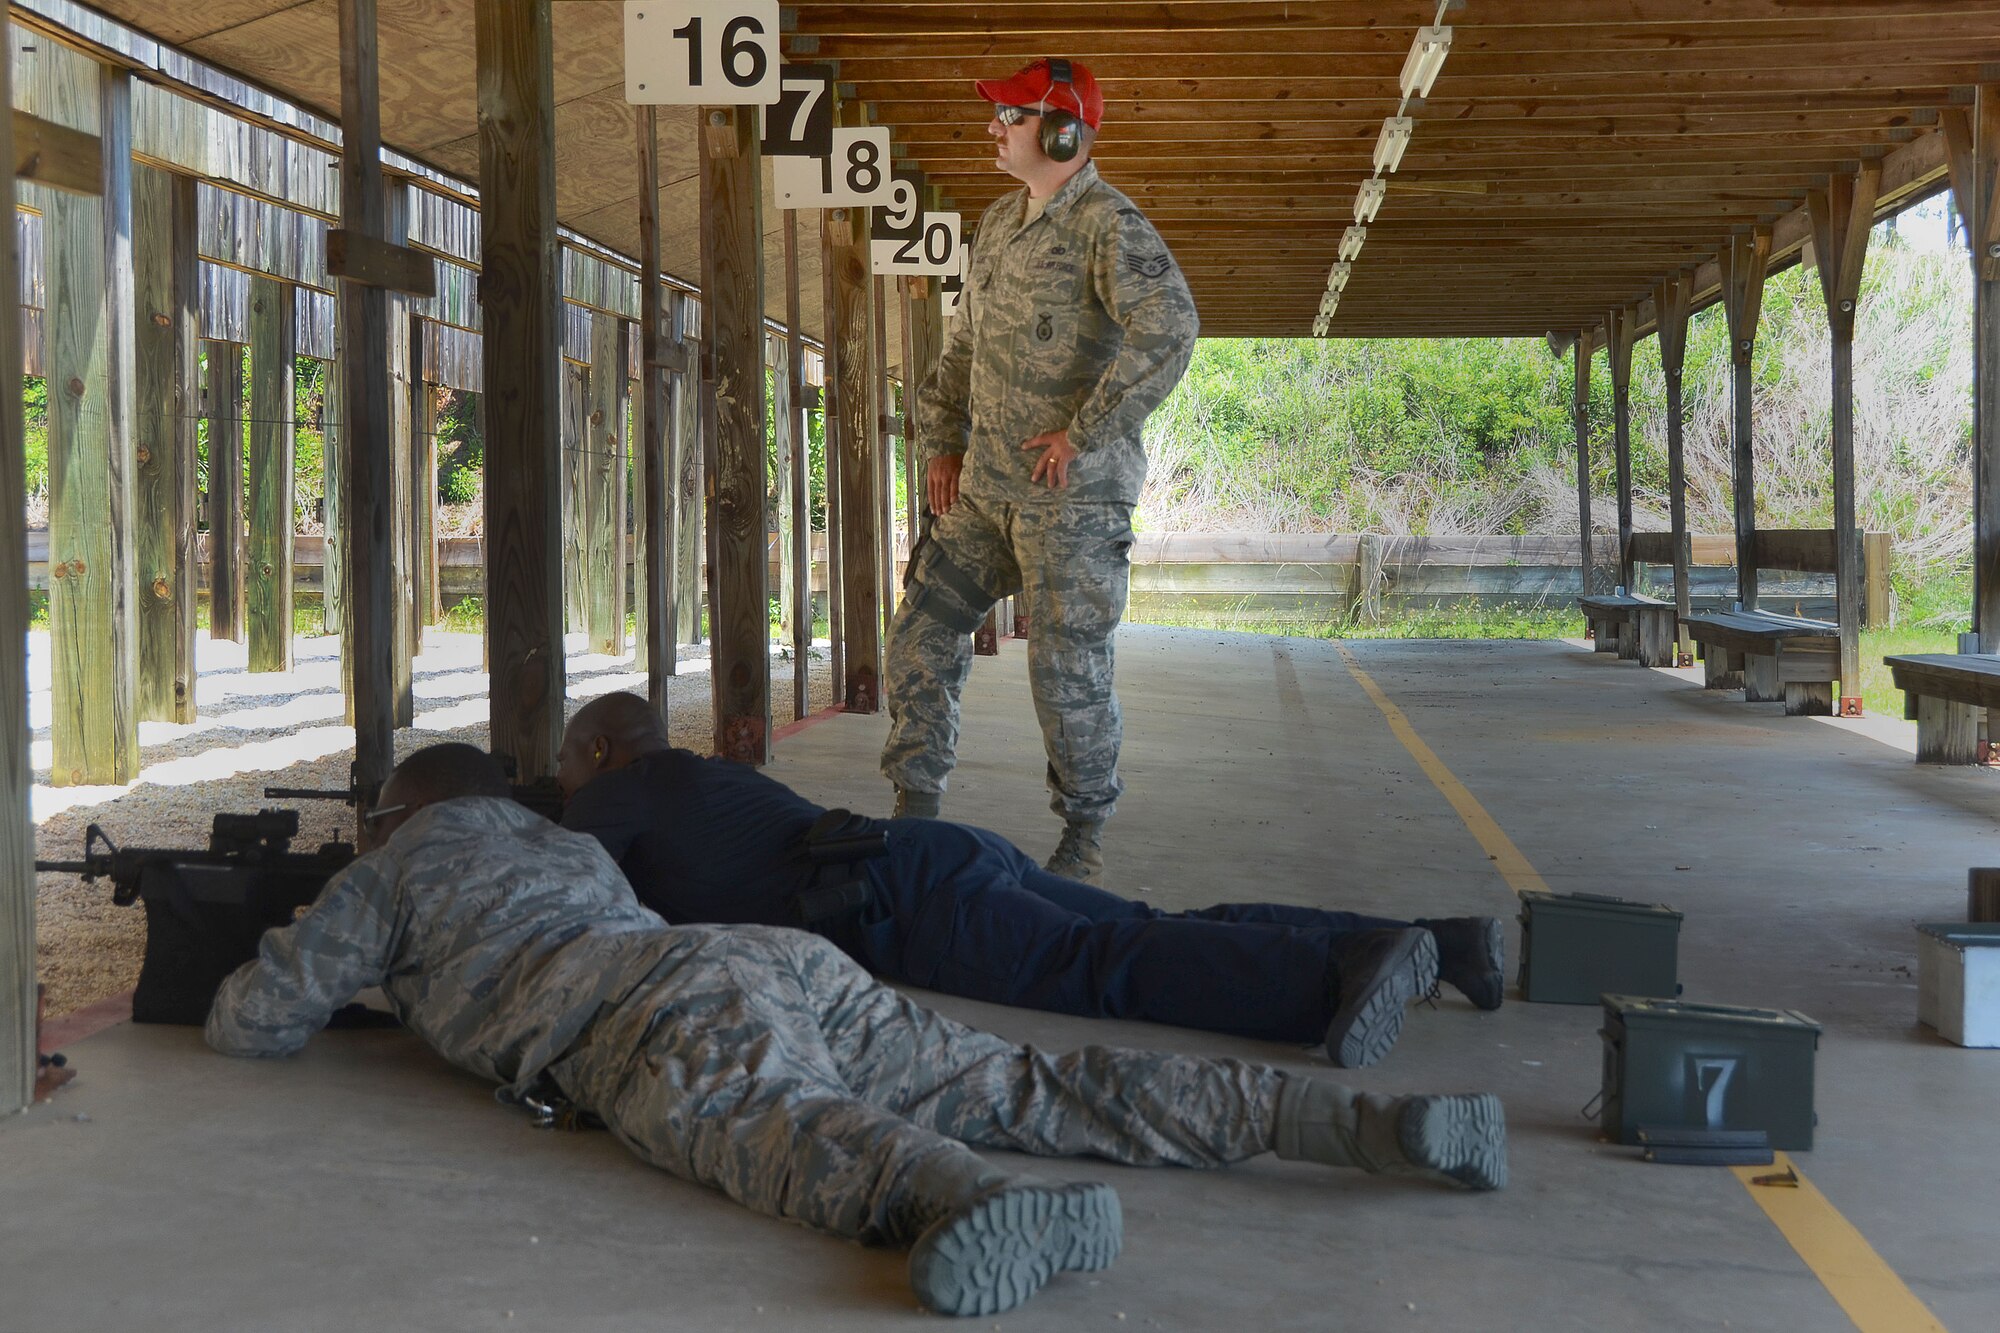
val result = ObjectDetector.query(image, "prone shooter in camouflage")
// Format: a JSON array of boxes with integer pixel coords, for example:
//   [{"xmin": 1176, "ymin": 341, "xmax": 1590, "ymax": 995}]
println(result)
[
  {"xmin": 209, "ymin": 743, "xmax": 1508, "ymax": 1318},
  {"xmin": 883, "ymin": 58, "xmax": 1200, "ymax": 883}
]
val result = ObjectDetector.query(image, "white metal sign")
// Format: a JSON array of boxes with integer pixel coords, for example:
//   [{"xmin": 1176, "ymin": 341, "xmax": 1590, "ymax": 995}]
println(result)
[
  {"xmin": 941, "ymin": 242, "xmax": 968, "ymax": 317},
  {"xmin": 625, "ymin": 0, "xmax": 781, "ymax": 106},
  {"xmin": 772, "ymin": 126, "xmax": 894, "ymax": 207},
  {"xmin": 870, "ymin": 168, "xmax": 925, "ymax": 274}
]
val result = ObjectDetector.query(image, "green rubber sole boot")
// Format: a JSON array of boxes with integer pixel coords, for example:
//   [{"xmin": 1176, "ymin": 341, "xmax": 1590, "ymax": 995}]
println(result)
[{"xmin": 907, "ymin": 1182, "xmax": 1123, "ymax": 1317}]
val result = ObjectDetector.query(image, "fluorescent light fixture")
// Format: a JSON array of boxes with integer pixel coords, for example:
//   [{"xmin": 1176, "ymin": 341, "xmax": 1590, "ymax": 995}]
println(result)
[
  {"xmin": 1312, "ymin": 314, "xmax": 1331, "ymax": 337},
  {"xmin": 1374, "ymin": 117, "xmax": 1414, "ymax": 173},
  {"xmin": 1399, "ymin": 25, "xmax": 1452, "ymax": 100},
  {"xmin": 1319, "ymin": 290, "xmax": 1339, "ymax": 319},
  {"xmin": 1354, "ymin": 178, "xmax": 1386, "ymax": 225},
  {"xmin": 1327, "ymin": 262, "xmax": 1352, "ymax": 294},
  {"xmin": 1339, "ymin": 225, "xmax": 1367, "ymax": 262}
]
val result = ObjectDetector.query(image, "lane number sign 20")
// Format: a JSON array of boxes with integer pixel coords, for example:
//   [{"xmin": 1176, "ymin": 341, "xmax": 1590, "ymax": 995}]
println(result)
[{"xmin": 625, "ymin": 0, "xmax": 781, "ymax": 105}]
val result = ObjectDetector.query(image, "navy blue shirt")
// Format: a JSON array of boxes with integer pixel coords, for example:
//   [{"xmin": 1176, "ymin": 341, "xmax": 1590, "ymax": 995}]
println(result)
[{"xmin": 560, "ymin": 748, "xmax": 824, "ymax": 926}]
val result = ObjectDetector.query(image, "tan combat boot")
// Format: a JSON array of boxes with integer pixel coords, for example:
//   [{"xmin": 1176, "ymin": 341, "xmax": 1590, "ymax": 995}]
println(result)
[
  {"xmin": 1273, "ymin": 1076, "xmax": 1508, "ymax": 1191},
  {"xmin": 1044, "ymin": 818, "xmax": 1106, "ymax": 884}
]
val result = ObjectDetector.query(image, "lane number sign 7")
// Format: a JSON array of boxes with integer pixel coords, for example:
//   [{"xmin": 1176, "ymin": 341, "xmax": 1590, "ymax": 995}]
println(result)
[
  {"xmin": 760, "ymin": 64, "xmax": 834, "ymax": 158},
  {"xmin": 625, "ymin": 0, "xmax": 781, "ymax": 106}
]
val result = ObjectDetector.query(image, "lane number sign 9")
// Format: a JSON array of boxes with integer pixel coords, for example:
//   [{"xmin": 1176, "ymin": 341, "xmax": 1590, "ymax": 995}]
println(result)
[{"xmin": 625, "ymin": 0, "xmax": 781, "ymax": 105}]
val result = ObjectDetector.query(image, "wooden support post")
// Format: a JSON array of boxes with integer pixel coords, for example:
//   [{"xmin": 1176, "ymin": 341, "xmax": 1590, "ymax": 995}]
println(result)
[
  {"xmin": 584, "ymin": 312, "xmax": 630, "ymax": 656},
  {"xmin": 1655, "ymin": 272, "xmax": 1695, "ymax": 665},
  {"xmin": 697, "ymin": 104, "xmax": 769, "ymax": 762},
  {"xmin": 246, "ymin": 276, "xmax": 295, "ymax": 673},
  {"xmin": 132, "ymin": 165, "xmax": 197, "ymax": 722},
  {"xmin": 322, "ymin": 350, "xmax": 345, "ymax": 640},
  {"xmin": 1968, "ymin": 868, "xmax": 2000, "ymax": 923},
  {"xmin": 899, "ymin": 278, "xmax": 919, "ymax": 550},
  {"xmin": 874, "ymin": 275, "xmax": 895, "ymax": 629},
  {"xmin": 636, "ymin": 106, "xmax": 670, "ymax": 704},
  {"xmin": 202, "ymin": 342, "xmax": 245, "ymax": 643},
  {"xmin": 1572, "ymin": 336, "xmax": 1593, "ymax": 597},
  {"xmin": 673, "ymin": 343, "xmax": 704, "ymax": 649},
  {"xmin": 1722, "ymin": 226, "xmax": 1772, "ymax": 611},
  {"xmin": 1356, "ymin": 532, "xmax": 1384, "ymax": 625},
  {"xmin": 560, "ymin": 357, "xmax": 587, "ymax": 632},
  {"xmin": 475, "ymin": 0, "xmax": 566, "ymax": 777},
  {"xmin": 338, "ymin": 0, "xmax": 400, "ymax": 806},
  {"xmin": 784, "ymin": 215, "xmax": 811, "ymax": 720},
  {"xmin": 828, "ymin": 205, "xmax": 880, "ymax": 711},
  {"xmin": 1, "ymin": 41, "xmax": 37, "ymax": 1115},
  {"xmin": 44, "ymin": 62, "xmax": 138, "ymax": 786},
  {"xmin": 819, "ymin": 231, "xmax": 846, "ymax": 692},
  {"xmin": 770, "ymin": 330, "xmax": 797, "ymax": 659},
  {"xmin": 385, "ymin": 188, "xmax": 415, "ymax": 724},
  {"xmin": 1808, "ymin": 161, "xmax": 1882, "ymax": 717},
  {"xmin": 1864, "ymin": 531, "xmax": 1893, "ymax": 628},
  {"xmin": 409, "ymin": 321, "xmax": 438, "ymax": 629},
  {"xmin": 1605, "ymin": 308, "xmax": 1637, "ymax": 592},
  {"xmin": 1944, "ymin": 93, "xmax": 2000, "ymax": 650}
]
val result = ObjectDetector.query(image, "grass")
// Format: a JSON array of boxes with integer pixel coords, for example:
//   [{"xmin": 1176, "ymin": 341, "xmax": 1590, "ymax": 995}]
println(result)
[
  {"xmin": 8, "ymin": 586, "xmax": 1966, "ymax": 724},
  {"xmin": 1858, "ymin": 626, "xmax": 1961, "ymax": 720}
]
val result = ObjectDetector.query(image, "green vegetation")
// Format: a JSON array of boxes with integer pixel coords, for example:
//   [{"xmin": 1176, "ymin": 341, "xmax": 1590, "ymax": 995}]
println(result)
[{"xmin": 1137, "ymin": 229, "xmax": 1975, "ymax": 635}]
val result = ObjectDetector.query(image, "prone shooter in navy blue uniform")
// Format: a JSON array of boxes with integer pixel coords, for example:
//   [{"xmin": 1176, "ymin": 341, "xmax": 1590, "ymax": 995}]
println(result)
[{"xmin": 557, "ymin": 693, "xmax": 1504, "ymax": 1068}]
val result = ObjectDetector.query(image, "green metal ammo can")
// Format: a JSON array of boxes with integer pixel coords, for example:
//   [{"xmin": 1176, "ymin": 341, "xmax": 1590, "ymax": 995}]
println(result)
[
  {"xmin": 1517, "ymin": 889, "xmax": 1683, "ymax": 1005},
  {"xmin": 1598, "ymin": 996, "xmax": 1823, "ymax": 1150}
]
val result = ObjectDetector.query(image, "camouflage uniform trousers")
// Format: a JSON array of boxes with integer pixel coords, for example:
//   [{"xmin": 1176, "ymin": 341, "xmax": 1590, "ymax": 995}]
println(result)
[
  {"xmin": 882, "ymin": 494, "xmax": 1136, "ymax": 821},
  {"xmin": 546, "ymin": 924, "xmax": 1284, "ymax": 1246}
]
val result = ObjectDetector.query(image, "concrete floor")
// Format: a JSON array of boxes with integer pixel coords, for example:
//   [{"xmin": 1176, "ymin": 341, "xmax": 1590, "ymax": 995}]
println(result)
[{"xmin": 6, "ymin": 627, "xmax": 1997, "ymax": 1331}]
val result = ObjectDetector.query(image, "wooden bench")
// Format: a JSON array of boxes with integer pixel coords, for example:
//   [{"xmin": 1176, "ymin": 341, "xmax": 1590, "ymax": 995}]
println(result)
[
  {"xmin": 1681, "ymin": 609, "xmax": 1840, "ymax": 714},
  {"xmin": 1577, "ymin": 593, "xmax": 1677, "ymax": 667},
  {"xmin": 1883, "ymin": 654, "xmax": 2000, "ymax": 764}
]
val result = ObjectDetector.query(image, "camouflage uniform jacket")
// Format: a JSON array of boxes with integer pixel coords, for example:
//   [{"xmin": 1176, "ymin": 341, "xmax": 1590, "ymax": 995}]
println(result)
[
  {"xmin": 206, "ymin": 797, "xmax": 697, "ymax": 1097},
  {"xmin": 915, "ymin": 161, "xmax": 1198, "ymax": 505}
]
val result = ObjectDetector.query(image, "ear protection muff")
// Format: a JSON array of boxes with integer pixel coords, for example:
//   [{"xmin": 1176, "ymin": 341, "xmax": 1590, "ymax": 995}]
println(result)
[{"xmin": 1038, "ymin": 58, "xmax": 1082, "ymax": 163}]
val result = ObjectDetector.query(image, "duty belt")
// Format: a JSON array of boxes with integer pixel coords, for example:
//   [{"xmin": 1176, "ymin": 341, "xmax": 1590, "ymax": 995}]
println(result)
[{"xmin": 792, "ymin": 809, "xmax": 890, "ymax": 927}]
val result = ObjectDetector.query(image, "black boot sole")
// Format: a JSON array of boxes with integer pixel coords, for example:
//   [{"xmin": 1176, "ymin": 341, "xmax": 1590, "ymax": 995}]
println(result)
[{"xmin": 1328, "ymin": 929, "xmax": 1439, "ymax": 1069}]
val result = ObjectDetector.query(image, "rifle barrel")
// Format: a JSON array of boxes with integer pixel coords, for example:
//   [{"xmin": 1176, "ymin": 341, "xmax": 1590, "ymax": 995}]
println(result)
[
  {"xmin": 33, "ymin": 861, "xmax": 93, "ymax": 875},
  {"xmin": 262, "ymin": 787, "xmax": 357, "ymax": 803}
]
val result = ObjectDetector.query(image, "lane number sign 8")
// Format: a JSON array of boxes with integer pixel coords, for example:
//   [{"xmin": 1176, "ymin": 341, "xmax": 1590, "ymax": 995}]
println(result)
[{"xmin": 625, "ymin": 0, "xmax": 781, "ymax": 106}]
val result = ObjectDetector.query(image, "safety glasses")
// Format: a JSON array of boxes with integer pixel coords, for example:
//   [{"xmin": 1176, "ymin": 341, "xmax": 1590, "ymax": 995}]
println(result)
[{"xmin": 993, "ymin": 104, "xmax": 1042, "ymax": 127}]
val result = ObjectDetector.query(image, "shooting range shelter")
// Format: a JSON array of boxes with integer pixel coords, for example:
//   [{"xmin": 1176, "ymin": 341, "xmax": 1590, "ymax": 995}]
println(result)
[{"xmin": 5, "ymin": 3, "xmax": 2000, "ymax": 1330}]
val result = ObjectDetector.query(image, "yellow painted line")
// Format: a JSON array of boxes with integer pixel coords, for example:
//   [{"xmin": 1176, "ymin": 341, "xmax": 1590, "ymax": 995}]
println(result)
[
  {"xmin": 1333, "ymin": 643, "xmax": 1549, "ymax": 897},
  {"xmin": 1734, "ymin": 1155, "xmax": 1948, "ymax": 1333},
  {"xmin": 1334, "ymin": 642, "xmax": 1952, "ymax": 1333}
]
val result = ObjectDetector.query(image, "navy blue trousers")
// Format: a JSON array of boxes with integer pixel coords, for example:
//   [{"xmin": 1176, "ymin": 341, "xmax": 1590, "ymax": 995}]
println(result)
[{"xmin": 821, "ymin": 820, "xmax": 1407, "ymax": 1044}]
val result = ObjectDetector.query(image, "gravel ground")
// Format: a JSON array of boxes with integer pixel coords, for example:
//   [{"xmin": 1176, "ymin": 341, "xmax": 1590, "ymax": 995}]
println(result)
[{"xmin": 29, "ymin": 627, "xmax": 837, "ymax": 1018}]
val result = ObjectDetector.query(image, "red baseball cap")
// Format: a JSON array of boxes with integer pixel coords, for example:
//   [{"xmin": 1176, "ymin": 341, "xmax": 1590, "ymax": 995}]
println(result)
[{"xmin": 975, "ymin": 58, "xmax": 1104, "ymax": 130}]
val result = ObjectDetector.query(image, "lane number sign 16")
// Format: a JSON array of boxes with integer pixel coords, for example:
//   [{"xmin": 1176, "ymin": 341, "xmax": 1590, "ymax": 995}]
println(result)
[{"xmin": 625, "ymin": 0, "xmax": 781, "ymax": 105}]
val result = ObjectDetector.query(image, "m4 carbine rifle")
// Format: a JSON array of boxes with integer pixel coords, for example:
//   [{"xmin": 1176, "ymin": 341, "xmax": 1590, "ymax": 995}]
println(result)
[{"xmin": 36, "ymin": 810, "xmax": 357, "ymax": 1025}]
